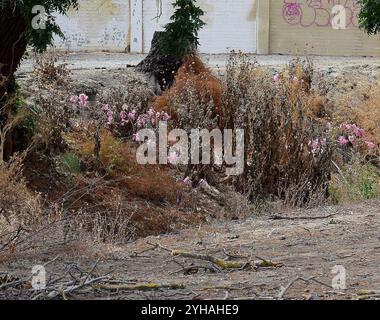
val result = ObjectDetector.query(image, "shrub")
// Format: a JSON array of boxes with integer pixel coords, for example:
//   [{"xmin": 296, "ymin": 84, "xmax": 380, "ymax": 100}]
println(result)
[
  {"xmin": 222, "ymin": 52, "xmax": 333, "ymax": 207},
  {"xmin": 33, "ymin": 51, "xmax": 71, "ymax": 86}
]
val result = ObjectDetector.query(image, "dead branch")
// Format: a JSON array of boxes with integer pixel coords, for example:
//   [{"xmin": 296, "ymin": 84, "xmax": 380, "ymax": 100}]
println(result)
[
  {"xmin": 278, "ymin": 276, "xmax": 333, "ymax": 300},
  {"xmin": 97, "ymin": 282, "xmax": 185, "ymax": 291},
  {"xmin": 270, "ymin": 213, "xmax": 338, "ymax": 221},
  {"xmin": 148, "ymin": 242, "xmax": 283, "ymax": 270}
]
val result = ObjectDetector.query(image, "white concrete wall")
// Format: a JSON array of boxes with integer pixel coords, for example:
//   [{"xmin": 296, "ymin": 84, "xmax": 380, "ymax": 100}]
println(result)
[
  {"xmin": 54, "ymin": 0, "xmax": 130, "ymax": 51},
  {"xmin": 54, "ymin": 0, "xmax": 257, "ymax": 54},
  {"xmin": 143, "ymin": 0, "xmax": 257, "ymax": 53}
]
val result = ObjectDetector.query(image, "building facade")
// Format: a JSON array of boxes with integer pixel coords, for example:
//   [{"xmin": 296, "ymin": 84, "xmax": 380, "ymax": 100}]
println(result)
[{"xmin": 55, "ymin": 0, "xmax": 380, "ymax": 56}]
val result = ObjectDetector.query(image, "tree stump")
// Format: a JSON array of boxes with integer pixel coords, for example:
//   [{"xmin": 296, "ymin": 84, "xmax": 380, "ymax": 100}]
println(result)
[{"xmin": 136, "ymin": 31, "xmax": 182, "ymax": 94}]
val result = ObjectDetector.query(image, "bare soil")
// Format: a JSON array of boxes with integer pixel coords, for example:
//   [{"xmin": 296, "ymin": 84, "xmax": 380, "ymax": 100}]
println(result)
[{"xmin": 0, "ymin": 200, "xmax": 379, "ymax": 300}]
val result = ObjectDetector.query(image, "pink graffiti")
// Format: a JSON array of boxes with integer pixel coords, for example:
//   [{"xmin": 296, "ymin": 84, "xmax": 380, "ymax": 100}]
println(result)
[{"xmin": 282, "ymin": 0, "xmax": 360, "ymax": 28}]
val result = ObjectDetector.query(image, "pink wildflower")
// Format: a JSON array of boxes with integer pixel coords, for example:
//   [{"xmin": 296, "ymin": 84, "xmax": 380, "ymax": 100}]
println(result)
[
  {"xmin": 168, "ymin": 151, "xmax": 180, "ymax": 164},
  {"xmin": 107, "ymin": 110, "xmax": 114, "ymax": 125},
  {"xmin": 78, "ymin": 93, "xmax": 89, "ymax": 108},
  {"xmin": 128, "ymin": 110, "xmax": 136, "ymax": 121},
  {"xmin": 136, "ymin": 115, "xmax": 147, "ymax": 128},
  {"xmin": 338, "ymin": 136, "xmax": 349, "ymax": 146},
  {"xmin": 132, "ymin": 133, "xmax": 140, "ymax": 141},
  {"xmin": 120, "ymin": 111, "xmax": 127, "ymax": 119},
  {"xmin": 365, "ymin": 141, "xmax": 376, "ymax": 149},
  {"xmin": 70, "ymin": 95, "xmax": 79, "ymax": 103},
  {"xmin": 161, "ymin": 112, "xmax": 171, "ymax": 121},
  {"xmin": 183, "ymin": 177, "xmax": 192, "ymax": 185}
]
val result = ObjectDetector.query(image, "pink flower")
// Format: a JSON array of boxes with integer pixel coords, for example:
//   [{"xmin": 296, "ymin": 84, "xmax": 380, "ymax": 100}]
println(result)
[
  {"xmin": 348, "ymin": 135, "xmax": 356, "ymax": 144},
  {"xmin": 273, "ymin": 73, "xmax": 281, "ymax": 82},
  {"xmin": 78, "ymin": 93, "xmax": 89, "ymax": 108},
  {"xmin": 120, "ymin": 111, "xmax": 127, "ymax": 120},
  {"xmin": 161, "ymin": 112, "xmax": 171, "ymax": 121},
  {"xmin": 338, "ymin": 136, "xmax": 349, "ymax": 146},
  {"xmin": 128, "ymin": 110, "xmax": 136, "ymax": 121},
  {"xmin": 101, "ymin": 104, "xmax": 109, "ymax": 112},
  {"xmin": 308, "ymin": 139, "xmax": 323, "ymax": 155},
  {"xmin": 106, "ymin": 110, "xmax": 114, "ymax": 125},
  {"xmin": 70, "ymin": 95, "xmax": 79, "ymax": 103},
  {"xmin": 132, "ymin": 133, "xmax": 140, "ymax": 141},
  {"xmin": 120, "ymin": 111, "xmax": 128, "ymax": 125},
  {"xmin": 168, "ymin": 151, "xmax": 180, "ymax": 164},
  {"xmin": 136, "ymin": 115, "xmax": 147, "ymax": 128},
  {"xmin": 365, "ymin": 141, "xmax": 376, "ymax": 149}
]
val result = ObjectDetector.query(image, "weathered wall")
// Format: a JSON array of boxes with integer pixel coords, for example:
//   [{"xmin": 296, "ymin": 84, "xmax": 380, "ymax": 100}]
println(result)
[
  {"xmin": 269, "ymin": 0, "xmax": 380, "ymax": 56},
  {"xmin": 55, "ymin": 0, "xmax": 257, "ymax": 54},
  {"xmin": 54, "ymin": 0, "xmax": 130, "ymax": 51},
  {"xmin": 53, "ymin": 0, "xmax": 380, "ymax": 56}
]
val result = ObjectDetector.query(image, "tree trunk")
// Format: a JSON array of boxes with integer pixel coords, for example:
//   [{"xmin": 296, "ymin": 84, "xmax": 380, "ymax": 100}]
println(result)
[
  {"xmin": 136, "ymin": 31, "xmax": 182, "ymax": 94},
  {"xmin": 0, "ymin": 5, "xmax": 28, "ymax": 160}
]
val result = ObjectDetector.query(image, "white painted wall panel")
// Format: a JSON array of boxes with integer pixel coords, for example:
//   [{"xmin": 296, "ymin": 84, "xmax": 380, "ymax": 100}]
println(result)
[
  {"xmin": 143, "ymin": 0, "xmax": 257, "ymax": 54},
  {"xmin": 54, "ymin": 0, "xmax": 130, "ymax": 51},
  {"xmin": 130, "ymin": 0, "xmax": 143, "ymax": 53}
]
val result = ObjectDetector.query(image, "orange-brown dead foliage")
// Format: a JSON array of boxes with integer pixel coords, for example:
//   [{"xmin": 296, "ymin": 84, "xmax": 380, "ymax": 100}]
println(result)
[{"xmin": 153, "ymin": 54, "xmax": 223, "ymax": 127}]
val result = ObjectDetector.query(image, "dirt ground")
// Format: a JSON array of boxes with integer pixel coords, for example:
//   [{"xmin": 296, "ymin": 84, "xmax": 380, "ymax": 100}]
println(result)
[
  {"xmin": 17, "ymin": 52, "xmax": 380, "ymax": 74},
  {"xmin": 0, "ymin": 200, "xmax": 379, "ymax": 300}
]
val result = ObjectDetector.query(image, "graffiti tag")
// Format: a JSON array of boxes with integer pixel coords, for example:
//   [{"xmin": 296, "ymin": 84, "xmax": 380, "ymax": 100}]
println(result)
[{"xmin": 282, "ymin": 0, "xmax": 360, "ymax": 28}]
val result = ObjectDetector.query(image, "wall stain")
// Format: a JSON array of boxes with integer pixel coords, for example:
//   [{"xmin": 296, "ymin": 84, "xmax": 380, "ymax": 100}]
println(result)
[{"xmin": 247, "ymin": 0, "xmax": 257, "ymax": 21}]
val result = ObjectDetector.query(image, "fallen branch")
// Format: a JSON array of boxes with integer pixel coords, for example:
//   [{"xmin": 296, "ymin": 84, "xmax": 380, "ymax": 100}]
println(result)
[
  {"xmin": 278, "ymin": 276, "xmax": 332, "ymax": 300},
  {"xmin": 97, "ymin": 282, "xmax": 185, "ymax": 291},
  {"xmin": 356, "ymin": 289, "xmax": 380, "ymax": 299},
  {"xmin": 171, "ymin": 250, "xmax": 248, "ymax": 270},
  {"xmin": 270, "ymin": 213, "xmax": 337, "ymax": 221}
]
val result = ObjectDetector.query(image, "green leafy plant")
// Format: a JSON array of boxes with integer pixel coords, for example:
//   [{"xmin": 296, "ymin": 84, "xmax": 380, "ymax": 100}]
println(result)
[
  {"xmin": 358, "ymin": 0, "xmax": 380, "ymax": 34},
  {"xmin": 160, "ymin": 0, "xmax": 206, "ymax": 57},
  {"xmin": 55, "ymin": 152, "xmax": 80, "ymax": 175}
]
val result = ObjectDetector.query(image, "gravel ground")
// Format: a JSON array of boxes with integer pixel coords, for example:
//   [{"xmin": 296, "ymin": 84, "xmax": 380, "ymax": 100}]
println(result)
[{"xmin": 17, "ymin": 52, "xmax": 380, "ymax": 74}]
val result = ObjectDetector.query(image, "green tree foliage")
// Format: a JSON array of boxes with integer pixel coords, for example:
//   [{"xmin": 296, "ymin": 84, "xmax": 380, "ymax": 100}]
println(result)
[
  {"xmin": 358, "ymin": 0, "xmax": 380, "ymax": 35},
  {"xmin": 160, "ymin": 0, "xmax": 206, "ymax": 58},
  {"xmin": 0, "ymin": 0, "xmax": 79, "ymax": 53}
]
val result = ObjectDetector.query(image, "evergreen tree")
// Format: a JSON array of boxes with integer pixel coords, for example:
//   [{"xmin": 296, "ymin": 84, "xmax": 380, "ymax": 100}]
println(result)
[{"xmin": 161, "ymin": 0, "xmax": 206, "ymax": 58}]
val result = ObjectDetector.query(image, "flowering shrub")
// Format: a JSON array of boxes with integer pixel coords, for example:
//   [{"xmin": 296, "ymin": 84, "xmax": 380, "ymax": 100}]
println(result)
[
  {"xmin": 337, "ymin": 123, "xmax": 376, "ymax": 150},
  {"xmin": 100, "ymin": 104, "xmax": 170, "ymax": 138},
  {"xmin": 68, "ymin": 93, "xmax": 171, "ymax": 145}
]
